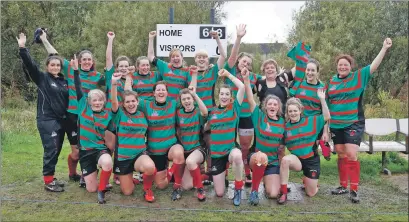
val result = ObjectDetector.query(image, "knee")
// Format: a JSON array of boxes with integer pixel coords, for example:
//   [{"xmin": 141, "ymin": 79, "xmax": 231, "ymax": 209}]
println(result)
[
  {"xmin": 345, "ymin": 152, "xmax": 357, "ymax": 161},
  {"xmin": 186, "ymin": 158, "xmax": 197, "ymax": 170},
  {"xmin": 233, "ymin": 154, "xmax": 243, "ymax": 165},
  {"xmin": 156, "ymin": 182, "xmax": 168, "ymax": 190},
  {"xmin": 121, "ymin": 188, "xmax": 134, "ymax": 196},
  {"xmin": 171, "ymin": 151, "xmax": 185, "ymax": 164},
  {"xmin": 306, "ymin": 188, "xmax": 318, "ymax": 197},
  {"xmin": 280, "ymin": 157, "xmax": 291, "ymax": 167},
  {"xmin": 86, "ymin": 186, "xmax": 97, "ymax": 193},
  {"xmin": 101, "ymin": 160, "xmax": 113, "ymax": 170},
  {"xmin": 143, "ymin": 164, "xmax": 156, "ymax": 175},
  {"xmin": 216, "ymin": 190, "xmax": 224, "ymax": 197},
  {"xmin": 182, "ymin": 183, "xmax": 193, "ymax": 191},
  {"xmin": 266, "ymin": 190, "xmax": 279, "ymax": 199}
]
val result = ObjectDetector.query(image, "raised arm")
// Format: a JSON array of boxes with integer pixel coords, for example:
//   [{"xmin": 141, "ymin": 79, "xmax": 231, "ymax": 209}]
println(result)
[
  {"xmin": 17, "ymin": 33, "xmax": 42, "ymax": 85},
  {"xmin": 124, "ymin": 66, "xmax": 135, "ymax": 91},
  {"xmin": 242, "ymin": 68, "xmax": 256, "ymax": 112},
  {"xmin": 39, "ymin": 31, "xmax": 58, "ymax": 55},
  {"xmin": 189, "ymin": 86, "xmax": 208, "ymax": 117},
  {"xmin": 227, "ymin": 24, "xmax": 246, "ymax": 68},
  {"xmin": 210, "ymin": 31, "xmax": 226, "ymax": 68},
  {"xmin": 105, "ymin": 31, "xmax": 115, "ymax": 70},
  {"xmin": 317, "ymin": 88, "xmax": 330, "ymax": 122},
  {"xmin": 110, "ymin": 72, "xmax": 123, "ymax": 113},
  {"xmin": 70, "ymin": 55, "xmax": 83, "ymax": 100},
  {"xmin": 188, "ymin": 65, "xmax": 198, "ymax": 89},
  {"xmin": 147, "ymin": 31, "xmax": 157, "ymax": 63},
  {"xmin": 219, "ymin": 69, "xmax": 245, "ymax": 105},
  {"xmin": 370, "ymin": 38, "xmax": 392, "ymax": 74}
]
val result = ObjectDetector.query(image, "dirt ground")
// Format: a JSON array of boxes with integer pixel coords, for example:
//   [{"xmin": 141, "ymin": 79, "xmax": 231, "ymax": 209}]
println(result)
[{"xmin": 383, "ymin": 174, "xmax": 409, "ymax": 194}]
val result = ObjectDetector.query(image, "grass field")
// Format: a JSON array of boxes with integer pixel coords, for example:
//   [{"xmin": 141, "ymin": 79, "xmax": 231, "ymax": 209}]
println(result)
[{"xmin": 1, "ymin": 100, "xmax": 408, "ymax": 221}]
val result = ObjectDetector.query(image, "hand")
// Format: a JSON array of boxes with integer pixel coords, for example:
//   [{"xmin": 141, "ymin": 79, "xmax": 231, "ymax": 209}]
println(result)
[
  {"xmin": 107, "ymin": 31, "xmax": 115, "ymax": 40},
  {"xmin": 39, "ymin": 29, "xmax": 47, "ymax": 40},
  {"xmin": 69, "ymin": 54, "xmax": 79, "ymax": 70},
  {"xmin": 218, "ymin": 69, "xmax": 231, "ymax": 78},
  {"xmin": 127, "ymin": 65, "xmax": 136, "ymax": 74},
  {"xmin": 111, "ymin": 72, "xmax": 122, "ymax": 85},
  {"xmin": 16, "ymin": 33, "xmax": 26, "ymax": 48},
  {"xmin": 241, "ymin": 67, "xmax": 250, "ymax": 80},
  {"xmin": 321, "ymin": 133, "xmax": 329, "ymax": 143},
  {"xmin": 188, "ymin": 86, "xmax": 196, "ymax": 96},
  {"xmin": 236, "ymin": 24, "xmax": 247, "ymax": 38},
  {"xmin": 210, "ymin": 30, "xmax": 219, "ymax": 39},
  {"xmin": 383, "ymin": 38, "xmax": 392, "ymax": 50},
  {"xmin": 189, "ymin": 65, "xmax": 198, "ymax": 75},
  {"xmin": 317, "ymin": 88, "xmax": 326, "ymax": 100},
  {"xmin": 149, "ymin": 31, "xmax": 156, "ymax": 39}
]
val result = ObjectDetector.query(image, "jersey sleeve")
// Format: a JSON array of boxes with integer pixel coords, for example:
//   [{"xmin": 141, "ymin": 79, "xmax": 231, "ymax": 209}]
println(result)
[
  {"xmin": 105, "ymin": 66, "xmax": 115, "ymax": 85},
  {"xmin": 111, "ymin": 107, "xmax": 124, "ymax": 126},
  {"xmin": 211, "ymin": 63, "xmax": 220, "ymax": 79},
  {"xmin": 250, "ymin": 107, "xmax": 261, "ymax": 126},
  {"xmin": 77, "ymin": 96, "xmax": 87, "ymax": 115},
  {"xmin": 62, "ymin": 59, "xmax": 70, "ymax": 78},
  {"xmin": 313, "ymin": 115, "xmax": 325, "ymax": 136},
  {"xmin": 154, "ymin": 58, "xmax": 168, "ymax": 79},
  {"xmin": 223, "ymin": 61, "xmax": 235, "ymax": 73},
  {"xmin": 359, "ymin": 65, "xmax": 371, "ymax": 89},
  {"xmin": 233, "ymin": 98, "xmax": 242, "ymax": 118},
  {"xmin": 138, "ymin": 98, "xmax": 146, "ymax": 112}
]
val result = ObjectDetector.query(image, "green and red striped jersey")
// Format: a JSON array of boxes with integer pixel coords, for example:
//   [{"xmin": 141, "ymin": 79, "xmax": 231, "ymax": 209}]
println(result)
[
  {"xmin": 187, "ymin": 64, "xmax": 219, "ymax": 109},
  {"xmin": 176, "ymin": 106, "xmax": 204, "ymax": 152},
  {"xmin": 132, "ymin": 71, "xmax": 162, "ymax": 101},
  {"xmin": 153, "ymin": 58, "xmax": 189, "ymax": 100}
]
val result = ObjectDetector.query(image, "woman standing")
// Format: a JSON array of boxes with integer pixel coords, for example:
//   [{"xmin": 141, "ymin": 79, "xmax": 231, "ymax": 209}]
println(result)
[
  {"xmin": 329, "ymin": 38, "xmax": 392, "ymax": 203},
  {"xmin": 17, "ymin": 32, "xmax": 75, "ymax": 192}
]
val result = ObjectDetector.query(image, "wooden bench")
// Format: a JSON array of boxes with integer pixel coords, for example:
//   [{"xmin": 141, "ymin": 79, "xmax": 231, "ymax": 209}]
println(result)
[{"xmin": 360, "ymin": 118, "xmax": 408, "ymax": 171}]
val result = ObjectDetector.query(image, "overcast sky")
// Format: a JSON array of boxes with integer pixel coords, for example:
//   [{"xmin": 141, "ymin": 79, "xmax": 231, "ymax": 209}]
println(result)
[{"xmin": 221, "ymin": 1, "xmax": 305, "ymax": 43}]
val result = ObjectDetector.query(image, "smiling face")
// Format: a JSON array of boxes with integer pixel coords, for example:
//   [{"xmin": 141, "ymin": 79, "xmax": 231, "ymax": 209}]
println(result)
[
  {"xmin": 170, "ymin": 50, "xmax": 183, "ymax": 67},
  {"xmin": 195, "ymin": 55, "xmax": 209, "ymax": 70},
  {"xmin": 138, "ymin": 59, "xmax": 150, "ymax": 75},
  {"xmin": 219, "ymin": 87, "xmax": 232, "ymax": 107},
  {"xmin": 337, "ymin": 58, "xmax": 352, "ymax": 78},
  {"xmin": 287, "ymin": 104, "xmax": 301, "ymax": 123},
  {"xmin": 237, "ymin": 55, "xmax": 252, "ymax": 72},
  {"xmin": 123, "ymin": 95, "xmax": 138, "ymax": 114},
  {"xmin": 306, "ymin": 62, "xmax": 319, "ymax": 82},
  {"xmin": 154, "ymin": 84, "xmax": 168, "ymax": 103},
  {"xmin": 180, "ymin": 93, "xmax": 194, "ymax": 111},
  {"xmin": 265, "ymin": 98, "xmax": 280, "ymax": 118},
  {"xmin": 79, "ymin": 52, "xmax": 93, "ymax": 71},
  {"xmin": 264, "ymin": 63, "xmax": 277, "ymax": 80},
  {"xmin": 46, "ymin": 59, "xmax": 61, "ymax": 76},
  {"xmin": 117, "ymin": 60, "xmax": 129, "ymax": 78},
  {"xmin": 88, "ymin": 90, "xmax": 106, "ymax": 112}
]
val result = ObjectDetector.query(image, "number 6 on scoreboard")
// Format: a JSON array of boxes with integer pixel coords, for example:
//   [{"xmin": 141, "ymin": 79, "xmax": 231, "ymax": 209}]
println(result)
[{"xmin": 199, "ymin": 26, "xmax": 226, "ymax": 39}]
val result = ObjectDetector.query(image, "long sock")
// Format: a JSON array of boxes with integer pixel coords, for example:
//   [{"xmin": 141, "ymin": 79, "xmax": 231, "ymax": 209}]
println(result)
[
  {"xmin": 67, "ymin": 154, "xmax": 79, "ymax": 176},
  {"xmin": 338, "ymin": 157, "xmax": 348, "ymax": 188},
  {"xmin": 143, "ymin": 168, "xmax": 157, "ymax": 191},
  {"xmin": 281, "ymin": 184, "xmax": 288, "ymax": 194},
  {"xmin": 251, "ymin": 164, "xmax": 266, "ymax": 192},
  {"xmin": 234, "ymin": 180, "xmax": 244, "ymax": 190},
  {"xmin": 349, "ymin": 160, "xmax": 360, "ymax": 191},
  {"xmin": 189, "ymin": 166, "xmax": 203, "ymax": 189},
  {"xmin": 44, "ymin": 175, "xmax": 54, "ymax": 184},
  {"xmin": 98, "ymin": 169, "xmax": 112, "ymax": 191},
  {"xmin": 167, "ymin": 164, "xmax": 175, "ymax": 181},
  {"xmin": 201, "ymin": 174, "xmax": 209, "ymax": 181},
  {"xmin": 172, "ymin": 163, "xmax": 183, "ymax": 189}
]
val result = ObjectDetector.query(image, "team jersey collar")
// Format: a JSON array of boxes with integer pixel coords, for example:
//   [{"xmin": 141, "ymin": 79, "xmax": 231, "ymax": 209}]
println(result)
[{"xmin": 183, "ymin": 106, "xmax": 196, "ymax": 113}]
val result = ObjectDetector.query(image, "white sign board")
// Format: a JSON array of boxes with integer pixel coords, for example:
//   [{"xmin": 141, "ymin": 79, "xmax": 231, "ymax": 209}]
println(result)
[{"xmin": 156, "ymin": 24, "xmax": 228, "ymax": 58}]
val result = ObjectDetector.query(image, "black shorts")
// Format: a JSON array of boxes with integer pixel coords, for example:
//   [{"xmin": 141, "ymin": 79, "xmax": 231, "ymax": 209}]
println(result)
[
  {"xmin": 238, "ymin": 116, "xmax": 254, "ymax": 129},
  {"xmin": 79, "ymin": 148, "xmax": 112, "ymax": 176},
  {"xmin": 209, "ymin": 154, "xmax": 230, "ymax": 176},
  {"xmin": 113, "ymin": 152, "xmax": 146, "ymax": 175},
  {"xmin": 330, "ymin": 121, "xmax": 365, "ymax": 146},
  {"xmin": 61, "ymin": 113, "xmax": 78, "ymax": 145},
  {"xmin": 149, "ymin": 154, "xmax": 169, "ymax": 172},
  {"xmin": 247, "ymin": 152, "xmax": 280, "ymax": 176},
  {"xmin": 299, "ymin": 154, "xmax": 320, "ymax": 179},
  {"xmin": 184, "ymin": 147, "xmax": 207, "ymax": 164}
]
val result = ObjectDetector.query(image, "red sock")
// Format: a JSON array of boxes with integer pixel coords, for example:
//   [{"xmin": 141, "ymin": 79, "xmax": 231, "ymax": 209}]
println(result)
[
  {"xmin": 251, "ymin": 164, "xmax": 266, "ymax": 191},
  {"xmin": 143, "ymin": 168, "xmax": 157, "ymax": 191},
  {"xmin": 225, "ymin": 162, "xmax": 230, "ymax": 177},
  {"xmin": 201, "ymin": 174, "xmax": 209, "ymax": 181},
  {"xmin": 281, "ymin": 184, "xmax": 288, "ymax": 194},
  {"xmin": 189, "ymin": 166, "xmax": 203, "ymax": 189},
  {"xmin": 348, "ymin": 160, "xmax": 360, "ymax": 191},
  {"xmin": 98, "ymin": 169, "xmax": 112, "ymax": 191},
  {"xmin": 44, "ymin": 175, "xmax": 54, "ymax": 184},
  {"xmin": 67, "ymin": 154, "xmax": 79, "ymax": 176},
  {"xmin": 167, "ymin": 164, "xmax": 175, "ymax": 181},
  {"xmin": 172, "ymin": 163, "xmax": 183, "ymax": 189},
  {"xmin": 234, "ymin": 180, "xmax": 244, "ymax": 190},
  {"xmin": 338, "ymin": 157, "xmax": 348, "ymax": 188}
]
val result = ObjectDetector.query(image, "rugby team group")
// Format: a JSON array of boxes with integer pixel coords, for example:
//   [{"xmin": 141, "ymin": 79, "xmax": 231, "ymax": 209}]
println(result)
[{"xmin": 16, "ymin": 24, "xmax": 393, "ymax": 205}]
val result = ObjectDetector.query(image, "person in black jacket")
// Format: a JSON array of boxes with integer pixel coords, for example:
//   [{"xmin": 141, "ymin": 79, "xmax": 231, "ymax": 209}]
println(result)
[{"xmin": 17, "ymin": 32, "xmax": 80, "ymax": 192}]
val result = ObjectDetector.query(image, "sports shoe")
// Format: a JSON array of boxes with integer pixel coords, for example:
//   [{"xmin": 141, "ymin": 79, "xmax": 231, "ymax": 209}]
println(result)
[
  {"xmin": 277, "ymin": 193, "xmax": 287, "ymax": 205},
  {"xmin": 233, "ymin": 189, "xmax": 242, "ymax": 206},
  {"xmin": 79, "ymin": 176, "xmax": 86, "ymax": 188},
  {"xmin": 144, "ymin": 189, "xmax": 155, "ymax": 203},
  {"xmin": 105, "ymin": 183, "xmax": 113, "ymax": 191},
  {"xmin": 171, "ymin": 188, "xmax": 182, "ymax": 201},
  {"xmin": 197, "ymin": 188, "xmax": 206, "ymax": 201},
  {"xmin": 331, "ymin": 186, "xmax": 349, "ymax": 195},
  {"xmin": 53, "ymin": 178, "xmax": 66, "ymax": 187},
  {"xmin": 350, "ymin": 190, "xmax": 360, "ymax": 203},
  {"xmin": 244, "ymin": 174, "xmax": 252, "ymax": 187},
  {"xmin": 44, "ymin": 181, "xmax": 64, "ymax": 192},
  {"xmin": 97, "ymin": 190, "xmax": 106, "ymax": 204},
  {"xmin": 69, "ymin": 174, "xmax": 81, "ymax": 182},
  {"xmin": 248, "ymin": 190, "xmax": 259, "ymax": 206}
]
